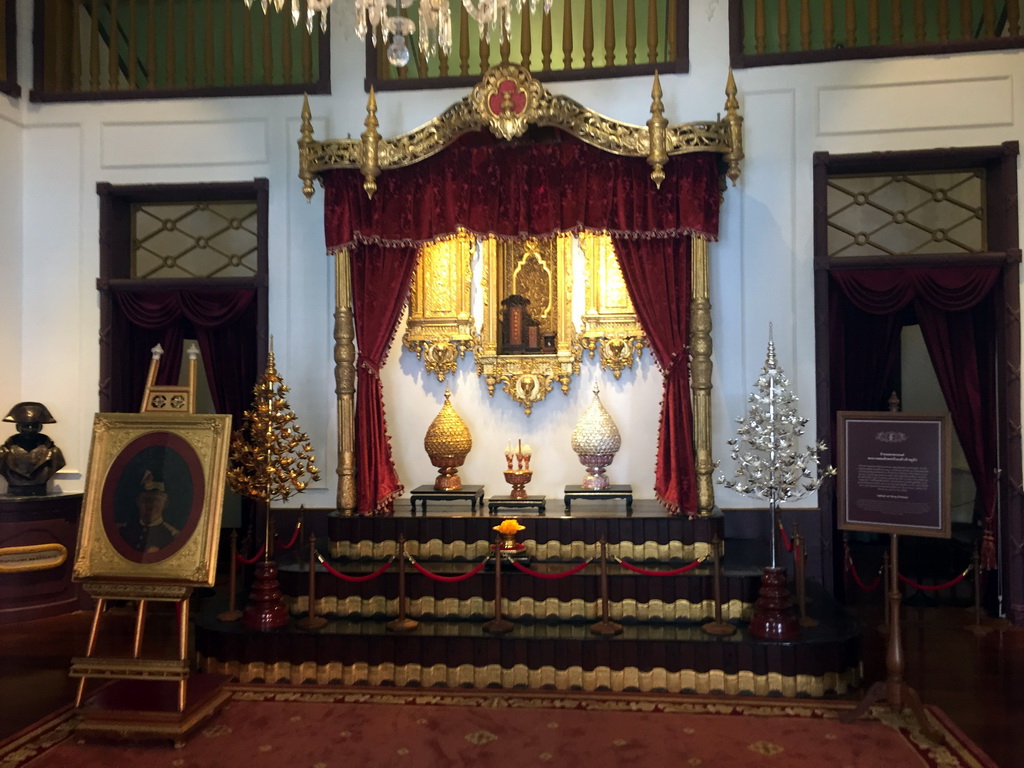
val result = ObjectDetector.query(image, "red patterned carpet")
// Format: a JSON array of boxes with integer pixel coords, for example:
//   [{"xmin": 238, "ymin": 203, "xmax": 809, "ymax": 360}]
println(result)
[{"xmin": 0, "ymin": 685, "xmax": 996, "ymax": 768}]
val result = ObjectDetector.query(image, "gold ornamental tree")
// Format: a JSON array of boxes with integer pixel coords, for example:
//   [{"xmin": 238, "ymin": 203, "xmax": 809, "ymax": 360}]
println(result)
[{"xmin": 229, "ymin": 343, "xmax": 319, "ymax": 629}]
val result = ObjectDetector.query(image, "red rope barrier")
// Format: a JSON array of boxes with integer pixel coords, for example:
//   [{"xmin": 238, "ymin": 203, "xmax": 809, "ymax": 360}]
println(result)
[
  {"xmin": 274, "ymin": 521, "xmax": 302, "ymax": 551},
  {"xmin": 236, "ymin": 545, "xmax": 265, "ymax": 565},
  {"xmin": 408, "ymin": 556, "xmax": 488, "ymax": 583},
  {"xmin": 844, "ymin": 554, "xmax": 881, "ymax": 592},
  {"xmin": 898, "ymin": 566, "xmax": 971, "ymax": 592},
  {"xmin": 316, "ymin": 554, "xmax": 394, "ymax": 582},
  {"xmin": 614, "ymin": 557, "xmax": 704, "ymax": 576},
  {"xmin": 507, "ymin": 558, "xmax": 592, "ymax": 579},
  {"xmin": 779, "ymin": 521, "xmax": 793, "ymax": 553}
]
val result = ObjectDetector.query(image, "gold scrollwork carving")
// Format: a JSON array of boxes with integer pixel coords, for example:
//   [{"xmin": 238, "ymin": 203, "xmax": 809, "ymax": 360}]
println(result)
[
  {"xmin": 298, "ymin": 65, "xmax": 743, "ymax": 202},
  {"xmin": 403, "ymin": 233, "xmax": 476, "ymax": 382},
  {"xmin": 475, "ymin": 235, "xmax": 581, "ymax": 415}
]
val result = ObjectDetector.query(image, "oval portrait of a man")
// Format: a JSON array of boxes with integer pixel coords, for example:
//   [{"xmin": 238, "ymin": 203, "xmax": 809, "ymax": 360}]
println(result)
[{"xmin": 100, "ymin": 431, "xmax": 205, "ymax": 565}]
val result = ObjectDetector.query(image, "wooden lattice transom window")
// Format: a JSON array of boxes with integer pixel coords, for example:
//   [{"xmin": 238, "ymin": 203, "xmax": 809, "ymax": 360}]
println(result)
[
  {"xmin": 826, "ymin": 171, "xmax": 985, "ymax": 258},
  {"xmin": 131, "ymin": 201, "xmax": 259, "ymax": 279}
]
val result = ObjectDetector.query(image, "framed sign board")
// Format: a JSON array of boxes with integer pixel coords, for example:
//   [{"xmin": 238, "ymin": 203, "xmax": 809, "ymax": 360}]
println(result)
[
  {"xmin": 836, "ymin": 411, "xmax": 951, "ymax": 539},
  {"xmin": 72, "ymin": 412, "xmax": 232, "ymax": 587}
]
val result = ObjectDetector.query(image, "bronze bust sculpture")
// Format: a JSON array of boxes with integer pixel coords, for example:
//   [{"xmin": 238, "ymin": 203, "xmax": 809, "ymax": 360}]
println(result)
[{"xmin": 0, "ymin": 402, "xmax": 66, "ymax": 496}]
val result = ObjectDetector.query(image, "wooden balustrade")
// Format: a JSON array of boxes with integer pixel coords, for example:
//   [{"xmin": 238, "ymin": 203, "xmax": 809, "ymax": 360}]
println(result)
[
  {"xmin": 734, "ymin": 0, "xmax": 1024, "ymax": 67},
  {"xmin": 1, "ymin": 0, "xmax": 16, "ymax": 97},
  {"xmin": 370, "ymin": 0, "xmax": 685, "ymax": 89},
  {"xmin": 32, "ymin": 0, "xmax": 327, "ymax": 101}
]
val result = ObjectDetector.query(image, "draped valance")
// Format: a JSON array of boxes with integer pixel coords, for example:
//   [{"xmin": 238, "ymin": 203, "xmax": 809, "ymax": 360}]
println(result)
[{"xmin": 322, "ymin": 136, "xmax": 722, "ymax": 250}]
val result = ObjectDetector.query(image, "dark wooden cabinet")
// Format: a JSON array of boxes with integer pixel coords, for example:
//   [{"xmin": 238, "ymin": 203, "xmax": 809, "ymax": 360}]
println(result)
[{"xmin": 0, "ymin": 493, "xmax": 86, "ymax": 623}]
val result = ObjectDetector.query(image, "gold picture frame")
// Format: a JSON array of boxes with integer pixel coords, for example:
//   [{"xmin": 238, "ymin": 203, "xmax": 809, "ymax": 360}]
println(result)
[
  {"xmin": 578, "ymin": 232, "xmax": 647, "ymax": 379},
  {"xmin": 73, "ymin": 412, "xmax": 232, "ymax": 587},
  {"xmin": 476, "ymin": 235, "xmax": 581, "ymax": 415},
  {"xmin": 402, "ymin": 232, "xmax": 476, "ymax": 382}
]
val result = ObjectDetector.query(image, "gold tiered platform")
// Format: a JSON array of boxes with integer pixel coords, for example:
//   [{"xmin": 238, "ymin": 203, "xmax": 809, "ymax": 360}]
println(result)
[{"xmin": 196, "ymin": 503, "xmax": 862, "ymax": 698}]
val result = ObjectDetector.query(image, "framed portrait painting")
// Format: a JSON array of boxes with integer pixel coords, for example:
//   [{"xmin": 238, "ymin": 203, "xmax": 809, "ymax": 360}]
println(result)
[{"xmin": 73, "ymin": 412, "xmax": 232, "ymax": 587}]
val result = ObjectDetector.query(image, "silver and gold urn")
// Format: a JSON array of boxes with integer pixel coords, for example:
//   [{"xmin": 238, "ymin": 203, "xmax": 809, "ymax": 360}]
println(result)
[
  {"xmin": 570, "ymin": 383, "xmax": 621, "ymax": 489},
  {"xmin": 424, "ymin": 387, "xmax": 473, "ymax": 491}
]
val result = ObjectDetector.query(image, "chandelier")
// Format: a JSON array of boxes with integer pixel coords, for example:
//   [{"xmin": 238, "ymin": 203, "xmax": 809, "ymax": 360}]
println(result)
[{"xmin": 246, "ymin": 0, "xmax": 554, "ymax": 67}]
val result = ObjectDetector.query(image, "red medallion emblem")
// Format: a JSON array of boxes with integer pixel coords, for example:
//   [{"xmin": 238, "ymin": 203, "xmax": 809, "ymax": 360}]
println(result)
[{"xmin": 488, "ymin": 79, "xmax": 527, "ymax": 117}]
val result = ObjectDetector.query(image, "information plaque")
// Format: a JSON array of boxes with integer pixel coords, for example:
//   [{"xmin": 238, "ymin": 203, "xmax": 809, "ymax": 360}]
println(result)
[{"xmin": 836, "ymin": 411, "xmax": 951, "ymax": 539}]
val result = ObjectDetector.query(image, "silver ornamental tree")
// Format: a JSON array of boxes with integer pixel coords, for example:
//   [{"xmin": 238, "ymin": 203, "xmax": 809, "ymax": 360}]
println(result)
[{"xmin": 717, "ymin": 326, "xmax": 835, "ymax": 568}]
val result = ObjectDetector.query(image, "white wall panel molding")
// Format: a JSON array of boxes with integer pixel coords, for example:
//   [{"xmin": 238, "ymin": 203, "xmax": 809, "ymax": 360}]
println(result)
[
  {"xmin": 21, "ymin": 124, "xmax": 86, "ymax": 485},
  {"xmin": 818, "ymin": 76, "xmax": 1013, "ymax": 136},
  {"xmin": 100, "ymin": 118, "xmax": 269, "ymax": 168}
]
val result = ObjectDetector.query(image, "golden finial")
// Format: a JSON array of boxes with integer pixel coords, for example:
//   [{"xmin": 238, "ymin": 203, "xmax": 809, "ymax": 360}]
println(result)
[
  {"xmin": 299, "ymin": 94, "xmax": 316, "ymax": 203},
  {"xmin": 724, "ymin": 69, "xmax": 744, "ymax": 186},
  {"xmin": 360, "ymin": 87, "xmax": 382, "ymax": 200},
  {"xmin": 646, "ymin": 71, "xmax": 668, "ymax": 190}
]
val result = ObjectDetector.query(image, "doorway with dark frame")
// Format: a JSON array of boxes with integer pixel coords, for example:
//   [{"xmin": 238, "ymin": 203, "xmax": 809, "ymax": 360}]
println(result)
[{"xmin": 812, "ymin": 144, "xmax": 1022, "ymax": 623}]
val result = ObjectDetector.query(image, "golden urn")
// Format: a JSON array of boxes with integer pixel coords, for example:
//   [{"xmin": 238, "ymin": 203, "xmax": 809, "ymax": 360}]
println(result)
[
  {"xmin": 570, "ymin": 383, "xmax": 621, "ymax": 489},
  {"xmin": 424, "ymin": 387, "xmax": 473, "ymax": 490}
]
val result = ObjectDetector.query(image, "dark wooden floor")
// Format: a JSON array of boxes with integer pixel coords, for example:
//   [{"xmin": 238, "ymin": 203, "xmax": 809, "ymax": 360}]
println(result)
[{"xmin": 1, "ymin": 600, "xmax": 1022, "ymax": 766}]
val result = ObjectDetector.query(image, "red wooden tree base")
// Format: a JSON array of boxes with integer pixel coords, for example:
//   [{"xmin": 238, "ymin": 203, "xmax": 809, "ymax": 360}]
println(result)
[
  {"xmin": 748, "ymin": 566, "xmax": 800, "ymax": 641},
  {"xmin": 243, "ymin": 560, "xmax": 290, "ymax": 630}
]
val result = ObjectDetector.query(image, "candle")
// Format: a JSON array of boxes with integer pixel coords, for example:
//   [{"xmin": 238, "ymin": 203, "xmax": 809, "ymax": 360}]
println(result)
[{"xmin": 523, "ymin": 444, "xmax": 532, "ymax": 457}]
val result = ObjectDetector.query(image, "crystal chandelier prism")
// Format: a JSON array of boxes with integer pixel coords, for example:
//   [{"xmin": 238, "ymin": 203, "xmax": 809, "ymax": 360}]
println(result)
[{"xmin": 245, "ymin": 0, "xmax": 553, "ymax": 66}]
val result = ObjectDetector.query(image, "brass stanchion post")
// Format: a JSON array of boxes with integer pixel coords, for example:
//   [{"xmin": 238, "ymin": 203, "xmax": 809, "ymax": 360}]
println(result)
[
  {"xmin": 967, "ymin": 545, "xmax": 992, "ymax": 637},
  {"xmin": 296, "ymin": 534, "xmax": 327, "ymax": 631},
  {"xmin": 483, "ymin": 539, "xmax": 513, "ymax": 634},
  {"xmin": 879, "ymin": 551, "xmax": 891, "ymax": 635},
  {"xmin": 590, "ymin": 536, "xmax": 622, "ymax": 636},
  {"xmin": 701, "ymin": 533, "xmax": 736, "ymax": 636},
  {"xmin": 217, "ymin": 529, "xmax": 242, "ymax": 622},
  {"xmin": 795, "ymin": 527, "xmax": 817, "ymax": 628},
  {"xmin": 388, "ymin": 535, "xmax": 419, "ymax": 632}
]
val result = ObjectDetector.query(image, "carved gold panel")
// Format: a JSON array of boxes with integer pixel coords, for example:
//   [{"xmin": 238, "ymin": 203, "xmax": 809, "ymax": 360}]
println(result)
[
  {"xmin": 476, "ymin": 235, "xmax": 581, "ymax": 415},
  {"xmin": 402, "ymin": 233, "xmax": 476, "ymax": 381},
  {"xmin": 578, "ymin": 233, "xmax": 647, "ymax": 379}
]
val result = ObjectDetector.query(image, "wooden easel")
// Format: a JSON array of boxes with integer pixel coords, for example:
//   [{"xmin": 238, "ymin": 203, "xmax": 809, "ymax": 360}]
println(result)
[
  {"xmin": 839, "ymin": 534, "xmax": 944, "ymax": 744},
  {"xmin": 72, "ymin": 342, "xmax": 230, "ymax": 743}
]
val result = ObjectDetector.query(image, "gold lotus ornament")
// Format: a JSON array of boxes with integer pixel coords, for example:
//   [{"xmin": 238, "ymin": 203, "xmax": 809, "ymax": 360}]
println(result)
[
  {"xmin": 493, "ymin": 518, "xmax": 526, "ymax": 552},
  {"xmin": 423, "ymin": 387, "xmax": 473, "ymax": 491},
  {"xmin": 570, "ymin": 383, "xmax": 621, "ymax": 490}
]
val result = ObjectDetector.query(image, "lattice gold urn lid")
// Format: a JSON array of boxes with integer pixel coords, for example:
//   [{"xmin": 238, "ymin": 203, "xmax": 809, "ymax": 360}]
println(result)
[
  {"xmin": 424, "ymin": 387, "xmax": 473, "ymax": 460},
  {"xmin": 571, "ymin": 383, "xmax": 621, "ymax": 456}
]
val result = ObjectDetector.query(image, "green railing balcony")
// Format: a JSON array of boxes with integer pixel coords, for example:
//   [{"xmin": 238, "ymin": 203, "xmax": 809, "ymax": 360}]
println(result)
[
  {"xmin": 1, "ymin": 0, "xmax": 17, "ymax": 97},
  {"xmin": 731, "ymin": 0, "xmax": 1023, "ymax": 67},
  {"xmin": 32, "ymin": 0, "xmax": 329, "ymax": 102},
  {"xmin": 367, "ymin": 0, "xmax": 686, "ymax": 91}
]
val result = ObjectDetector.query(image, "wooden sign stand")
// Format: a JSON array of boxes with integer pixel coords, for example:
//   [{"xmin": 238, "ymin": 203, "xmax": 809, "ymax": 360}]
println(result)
[
  {"xmin": 835, "ymin": 411, "xmax": 952, "ymax": 745},
  {"xmin": 839, "ymin": 534, "xmax": 943, "ymax": 743}
]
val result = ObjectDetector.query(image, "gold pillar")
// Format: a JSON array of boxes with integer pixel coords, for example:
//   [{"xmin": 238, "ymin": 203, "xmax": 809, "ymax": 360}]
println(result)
[
  {"xmin": 690, "ymin": 234, "xmax": 715, "ymax": 515},
  {"xmin": 334, "ymin": 248, "xmax": 357, "ymax": 515}
]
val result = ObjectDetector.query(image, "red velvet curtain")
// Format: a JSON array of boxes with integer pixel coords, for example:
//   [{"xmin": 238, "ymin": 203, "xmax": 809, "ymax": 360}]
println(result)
[
  {"xmin": 112, "ymin": 289, "xmax": 258, "ymax": 425},
  {"xmin": 831, "ymin": 267, "xmax": 1001, "ymax": 568},
  {"xmin": 351, "ymin": 245, "xmax": 420, "ymax": 513},
  {"xmin": 614, "ymin": 237, "xmax": 697, "ymax": 513},
  {"xmin": 322, "ymin": 132, "xmax": 722, "ymax": 516}
]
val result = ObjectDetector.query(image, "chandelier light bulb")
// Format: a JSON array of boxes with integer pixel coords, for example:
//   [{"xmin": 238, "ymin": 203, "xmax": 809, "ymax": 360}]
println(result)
[
  {"xmin": 387, "ymin": 32, "xmax": 411, "ymax": 67},
  {"xmin": 244, "ymin": 0, "xmax": 553, "ymax": 65}
]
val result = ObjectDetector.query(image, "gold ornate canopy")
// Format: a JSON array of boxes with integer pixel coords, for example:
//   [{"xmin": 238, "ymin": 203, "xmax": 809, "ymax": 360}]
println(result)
[
  {"xmin": 298, "ymin": 64, "xmax": 743, "ymax": 516},
  {"xmin": 298, "ymin": 63, "xmax": 743, "ymax": 201}
]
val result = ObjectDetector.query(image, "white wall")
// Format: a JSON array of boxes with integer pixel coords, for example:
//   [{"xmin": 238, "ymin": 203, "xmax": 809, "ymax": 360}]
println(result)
[
  {"xmin": 7, "ymin": 2, "xmax": 1022, "ymax": 509},
  {"xmin": 0, "ymin": 96, "xmax": 23, "ymax": 429}
]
